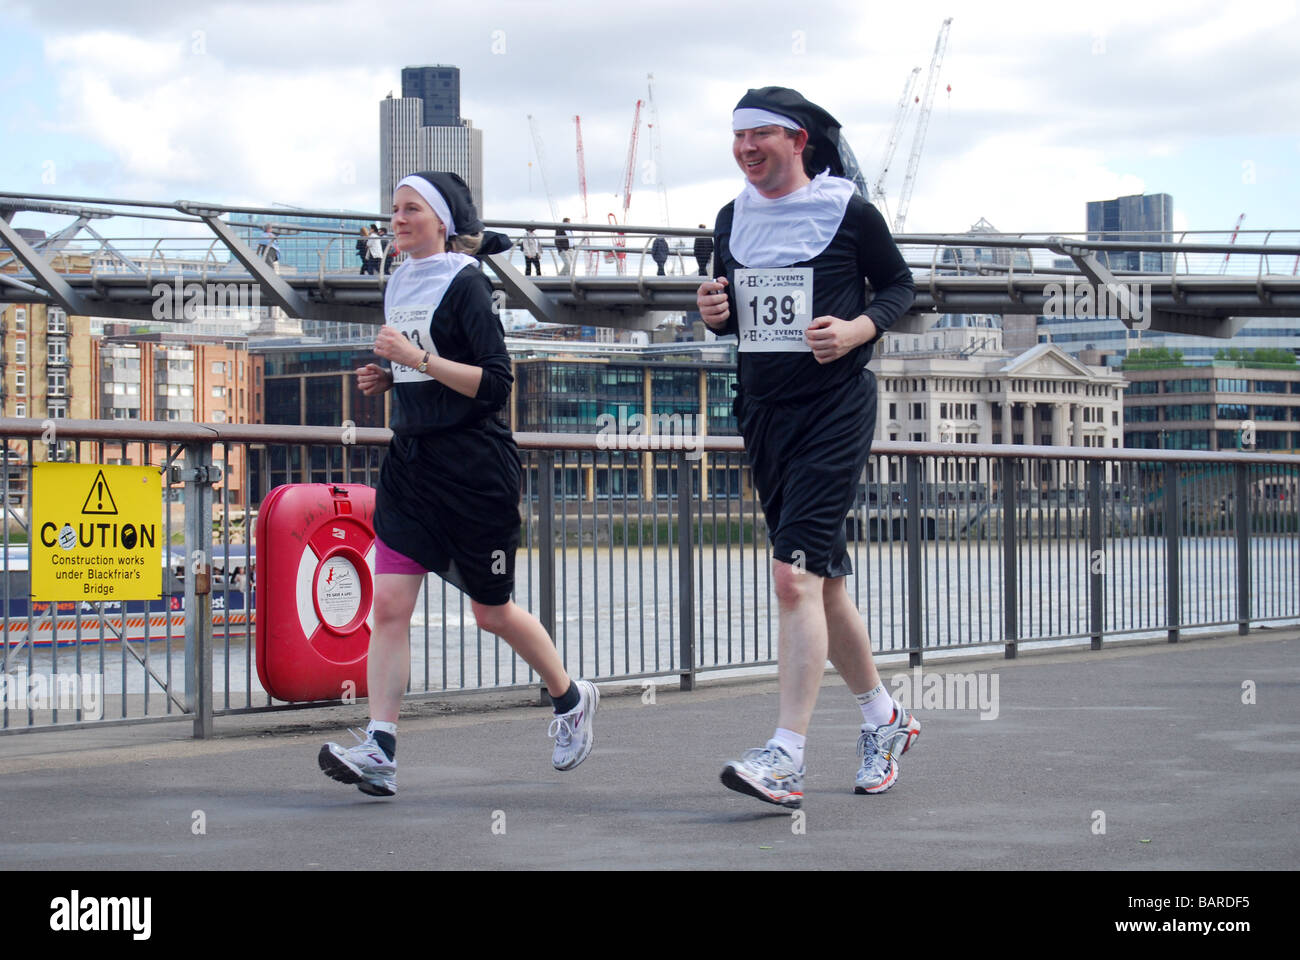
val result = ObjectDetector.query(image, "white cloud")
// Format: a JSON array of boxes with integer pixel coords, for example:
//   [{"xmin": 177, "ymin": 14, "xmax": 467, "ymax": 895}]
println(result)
[{"xmin": 5, "ymin": 0, "xmax": 1294, "ymax": 236}]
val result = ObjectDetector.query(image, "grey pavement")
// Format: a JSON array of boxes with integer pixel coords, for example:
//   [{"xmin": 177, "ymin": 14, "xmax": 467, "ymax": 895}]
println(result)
[{"xmin": 1, "ymin": 629, "xmax": 1297, "ymax": 870}]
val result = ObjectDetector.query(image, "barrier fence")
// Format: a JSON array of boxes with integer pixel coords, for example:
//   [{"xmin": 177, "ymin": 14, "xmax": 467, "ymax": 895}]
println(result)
[{"xmin": 2, "ymin": 418, "xmax": 1298, "ymax": 737}]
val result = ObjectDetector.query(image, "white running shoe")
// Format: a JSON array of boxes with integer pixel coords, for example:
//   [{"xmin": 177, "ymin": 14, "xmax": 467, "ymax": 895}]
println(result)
[
  {"xmin": 853, "ymin": 726, "xmax": 899, "ymax": 795},
  {"xmin": 720, "ymin": 744, "xmax": 805, "ymax": 809},
  {"xmin": 876, "ymin": 701, "xmax": 921, "ymax": 759},
  {"xmin": 549, "ymin": 679, "xmax": 599, "ymax": 771},
  {"xmin": 319, "ymin": 729, "xmax": 396, "ymax": 797}
]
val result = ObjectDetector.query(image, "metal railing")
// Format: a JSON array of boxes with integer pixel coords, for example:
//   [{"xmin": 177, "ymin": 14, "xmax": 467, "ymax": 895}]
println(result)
[
  {"xmin": 4, "ymin": 191, "xmax": 1299, "ymax": 337},
  {"xmin": 3, "ymin": 417, "xmax": 1298, "ymax": 737}
]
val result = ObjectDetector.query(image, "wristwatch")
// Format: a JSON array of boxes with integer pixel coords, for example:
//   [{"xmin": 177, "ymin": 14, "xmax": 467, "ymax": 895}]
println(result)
[{"xmin": 417, "ymin": 351, "xmax": 430, "ymax": 374}]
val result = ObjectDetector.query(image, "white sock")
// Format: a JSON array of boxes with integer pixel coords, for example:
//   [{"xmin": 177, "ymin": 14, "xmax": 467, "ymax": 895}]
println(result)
[
  {"xmin": 367, "ymin": 719, "xmax": 397, "ymax": 736},
  {"xmin": 856, "ymin": 684, "xmax": 895, "ymax": 727},
  {"xmin": 768, "ymin": 728, "xmax": 806, "ymax": 769}
]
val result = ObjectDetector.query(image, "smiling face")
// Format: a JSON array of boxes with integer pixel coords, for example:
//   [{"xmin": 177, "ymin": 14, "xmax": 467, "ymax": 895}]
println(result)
[
  {"xmin": 390, "ymin": 185, "xmax": 446, "ymax": 258},
  {"xmin": 732, "ymin": 124, "xmax": 810, "ymax": 198}
]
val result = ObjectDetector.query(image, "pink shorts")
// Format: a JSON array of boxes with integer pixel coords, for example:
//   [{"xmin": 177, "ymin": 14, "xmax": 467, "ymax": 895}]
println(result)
[{"xmin": 373, "ymin": 536, "xmax": 429, "ymax": 576}]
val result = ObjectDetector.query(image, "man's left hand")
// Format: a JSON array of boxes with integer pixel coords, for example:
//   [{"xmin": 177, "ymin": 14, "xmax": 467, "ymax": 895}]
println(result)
[{"xmin": 806, "ymin": 315, "xmax": 878, "ymax": 364}]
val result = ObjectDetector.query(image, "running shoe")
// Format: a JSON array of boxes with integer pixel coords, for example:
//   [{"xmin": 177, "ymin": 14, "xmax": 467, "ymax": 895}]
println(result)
[
  {"xmin": 855, "ymin": 700, "xmax": 919, "ymax": 794},
  {"xmin": 318, "ymin": 729, "xmax": 397, "ymax": 797},
  {"xmin": 720, "ymin": 744, "xmax": 805, "ymax": 809},
  {"xmin": 549, "ymin": 679, "xmax": 599, "ymax": 771},
  {"xmin": 853, "ymin": 725, "xmax": 899, "ymax": 795},
  {"xmin": 876, "ymin": 701, "xmax": 921, "ymax": 759}
]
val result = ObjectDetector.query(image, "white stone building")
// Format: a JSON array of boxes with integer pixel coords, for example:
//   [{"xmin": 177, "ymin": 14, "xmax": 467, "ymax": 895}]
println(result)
[{"xmin": 870, "ymin": 318, "xmax": 1127, "ymax": 487}]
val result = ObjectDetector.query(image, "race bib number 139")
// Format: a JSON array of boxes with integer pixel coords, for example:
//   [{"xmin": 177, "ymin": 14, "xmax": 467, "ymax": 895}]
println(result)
[
  {"xmin": 387, "ymin": 305, "xmax": 438, "ymax": 382},
  {"xmin": 734, "ymin": 268, "xmax": 813, "ymax": 352}
]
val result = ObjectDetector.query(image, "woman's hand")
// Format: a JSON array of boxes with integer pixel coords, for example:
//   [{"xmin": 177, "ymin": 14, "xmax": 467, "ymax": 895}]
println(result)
[
  {"xmin": 355, "ymin": 363, "xmax": 393, "ymax": 396},
  {"xmin": 373, "ymin": 326, "xmax": 425, "ymax": 369}
]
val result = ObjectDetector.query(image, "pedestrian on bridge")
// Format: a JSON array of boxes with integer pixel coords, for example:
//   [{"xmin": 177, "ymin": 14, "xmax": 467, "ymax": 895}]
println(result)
[
  {"xmin": 555, "ymin": 218, "xmax": 572, "ymax": 275},
  {"xmin": 696, "ymin": 86, "xmax": 919, "ymax": 808},
  {"xmin": 522, "ymin": 227, "xmax": 542, "ymax": 275},
  {"xmin": 355, "ymin": 227, "xmax": 370, "ymax": 274},
  {"xmin": 318, "ymin": 171, "xmax": 598, "ymax": 798}
]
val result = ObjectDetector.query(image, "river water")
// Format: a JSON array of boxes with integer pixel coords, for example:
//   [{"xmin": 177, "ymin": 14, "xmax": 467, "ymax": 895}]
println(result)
[{"xmin": 5, "ymin": 536, "xmax": 1297, "ymax": 711}]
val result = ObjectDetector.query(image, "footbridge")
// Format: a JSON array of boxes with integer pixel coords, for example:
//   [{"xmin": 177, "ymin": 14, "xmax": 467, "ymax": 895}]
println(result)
[{"xmin": 2, "ymin": 190, "xmax": 1298, "ymax": 337}]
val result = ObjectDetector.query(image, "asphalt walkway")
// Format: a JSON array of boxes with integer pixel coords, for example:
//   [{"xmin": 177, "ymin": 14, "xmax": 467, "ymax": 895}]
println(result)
[{"xmin": 1, "ymin": 629, "xmax": 1296, "ymax": 870}]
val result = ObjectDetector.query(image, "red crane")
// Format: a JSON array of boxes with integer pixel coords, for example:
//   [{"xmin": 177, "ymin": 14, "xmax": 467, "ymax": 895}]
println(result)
[
  {"xmin": 574, "ymin": 115, "xmax": 595, "ymax": 274},
  {"xmin": 1221, "ymin": 213, "xmax": 1245, "ymax": 273},
  {"xmin": 607, "ymin": 99, "xmax": 644, "ymax": 274}
]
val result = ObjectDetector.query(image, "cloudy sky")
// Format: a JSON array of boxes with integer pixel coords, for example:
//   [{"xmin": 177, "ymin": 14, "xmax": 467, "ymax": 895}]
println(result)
[{"xmin": 2, "ymin": 0, "xmax": 1297, "ymax": 240}]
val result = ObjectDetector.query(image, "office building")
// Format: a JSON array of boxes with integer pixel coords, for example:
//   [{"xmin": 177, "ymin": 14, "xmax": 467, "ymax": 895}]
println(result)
[
  {"xmin": 1086, "ymin": 192, "xmax": 1173, "ymax": 274},
  {"xmin": 939, "ymin": 218, "xmax": 1033, "ymax": 274},
  {"xmin": 1, "ymin": 303, "xmax": 95, "ymax": 461},
  {"xmin": 401, "ymin": 65, "xmax": 462, "ymax": 127},
  {"xmin": 1122, "ymin": 365, "xmax": 1299, "ymax": 452},
  {"xmin": 873, "ymin": 319, "xmax": 1127, "ymax": 488},
  {"xmin": 255, "ymin": 338, "xmax": 743, "ymax": 499},
  {"xmin": 91, "ymin": 333, "xmax": 264, "ymax": 508},
  {"xmin": 380, "ymin": 65, "xmax": 484, "ymax": 214},
  {"xmin": 232, "ymin": 209, "xmax": 378, "ymax": 275}
]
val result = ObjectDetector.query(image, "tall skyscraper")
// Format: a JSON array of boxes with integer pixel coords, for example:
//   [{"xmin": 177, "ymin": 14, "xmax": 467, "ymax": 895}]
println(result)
[
  {"xmin": 1086, "ymin": 192, "xmax": 1173, "ymax": 273},
  {"xmin": 401, "ymin": 65, "xmax": 461, "ymax": 126},
  {"xmin": 380, "ymin": 65, "xmax": 484, "ymax": 215}
]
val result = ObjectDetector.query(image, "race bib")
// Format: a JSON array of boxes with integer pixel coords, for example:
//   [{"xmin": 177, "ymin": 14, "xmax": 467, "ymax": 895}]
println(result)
[
  {"xmin": 387, "ymin": 305, "xmax": 439, "ymax": 382},
  {"xmin": 734, "ymin": 268, "xmax": 813, "ymax": 352}
]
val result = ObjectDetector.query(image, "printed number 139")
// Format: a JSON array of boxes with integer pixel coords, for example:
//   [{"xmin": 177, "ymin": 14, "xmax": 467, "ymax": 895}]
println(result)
[{"xmin": 748, "ymin": 295, "xmax": 797, "ymax": 325}]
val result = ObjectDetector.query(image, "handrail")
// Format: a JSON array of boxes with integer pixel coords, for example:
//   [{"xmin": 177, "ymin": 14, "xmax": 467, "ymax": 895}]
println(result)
[{"xmin": 4, "ymin": 417, "xmax": 1298, "ymax": 466}]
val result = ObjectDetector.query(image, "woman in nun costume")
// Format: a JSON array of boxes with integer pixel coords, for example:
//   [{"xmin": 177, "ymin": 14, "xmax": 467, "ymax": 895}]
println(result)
[
  {"xmin": 695, "ymin": 87, "xmax": 920, "ymax": 807},
  {"xmin": 318, "ymin": 171, "xmax": 598, "ymax": 798}
]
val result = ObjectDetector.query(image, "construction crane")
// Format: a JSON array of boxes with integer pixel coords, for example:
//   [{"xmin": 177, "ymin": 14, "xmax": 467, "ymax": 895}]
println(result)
[
  {"xmin": 574, "ymin": 115, "xmax": 596, "ymax": 274},
  {"xmin": 893, "ymin": 17, "xmax": 953, "ymax": 233},
  {"xmin": 609, "ymin": 99, "xmax": 644, "ymax": 275},
  {"xmin": 1220, "ymin": 213, "xmax": 1245, "ymax": 274},
  {"xmin": 618, "ymin": 98, "xmax": 645, "ymax": 226},
  {"xmin": 645, "ymin": 73, "xmax": 670, "ymax": 226},
  {"xmin": 870, "ymin": 66, "xmax": 921, "ymax": 224},
  {"xmin": 526, "ymin": 114, "xmax": 560, "ymax": 223}
]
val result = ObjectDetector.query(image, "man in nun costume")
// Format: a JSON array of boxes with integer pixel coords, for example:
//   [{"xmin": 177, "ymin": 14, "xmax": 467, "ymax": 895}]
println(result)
[
  {"xmin": 696, "ymin": 87, "xmax": 920, "ymax": 808},
  {"xmin": 318, "ymin": 171, "xmax": 598, "ymax": 798}
]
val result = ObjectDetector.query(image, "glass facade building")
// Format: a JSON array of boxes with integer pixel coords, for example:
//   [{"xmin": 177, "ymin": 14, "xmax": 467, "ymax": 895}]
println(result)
[
  {"xmin": 1086, "ymin": 192, "xmax": 1173, "ymax": 273},
  {"xmin": 401, "ymin": 65, "xmax": 461, "ymax": 127}
]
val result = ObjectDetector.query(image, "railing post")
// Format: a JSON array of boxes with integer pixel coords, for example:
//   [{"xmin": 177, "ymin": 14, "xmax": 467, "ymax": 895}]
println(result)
[
  {"xmin": 537, "ymin": 451, "xmax": 557, "ymax": 703},
  {"xmin": 1164, "ymin": 461, "xmax": 1181, "ymax": 643},
  {"xmin": 1002, "ymin": 458, "xmax": 1019, "ymax": 659},
  {"xmin": 181, "ymin": 441, "xmax": 217, "ymax": 739},
  {"xmin": 1088, "ymin": 460, "xmax": 1104, "ymax": 650},
  {"xmin": 905, "ymin": 455, "xmax": 924, "ymax": 667},
  {"xmin": 1235, "ymin": 462, "xmax": 1251, "ymax": 636},
  {"xmin": 675, "ymin": 450, "xmax": 696, "ymax": 691}
]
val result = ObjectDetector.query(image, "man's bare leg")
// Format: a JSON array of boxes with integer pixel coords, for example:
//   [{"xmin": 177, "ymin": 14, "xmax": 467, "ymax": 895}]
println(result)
[
  {"xmin": 821, "ymin": 576, "xmax": 920, "ymax": 794},
  {"xmin": 773, "ymin": 560, "xmax": 830, "ymax": 736},
  {"xmin": 719, "ymin": 559, "xmax": 825, "ymax": 807},
  {"xmin": 823, "ymin": 576, "xmax": 881, "ymax": 695}
]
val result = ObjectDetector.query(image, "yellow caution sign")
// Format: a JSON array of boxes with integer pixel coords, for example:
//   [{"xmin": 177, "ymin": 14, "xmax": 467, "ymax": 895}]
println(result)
[{"xmin": 31, "ymin": 464, "xmax": 163, "ymax": 601}]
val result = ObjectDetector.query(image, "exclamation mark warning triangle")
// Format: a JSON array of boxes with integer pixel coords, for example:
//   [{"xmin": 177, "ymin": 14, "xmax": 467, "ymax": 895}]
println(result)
[{"xmin": 81, "ymin": 469, "xmax": 119, "ymax": 515}]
